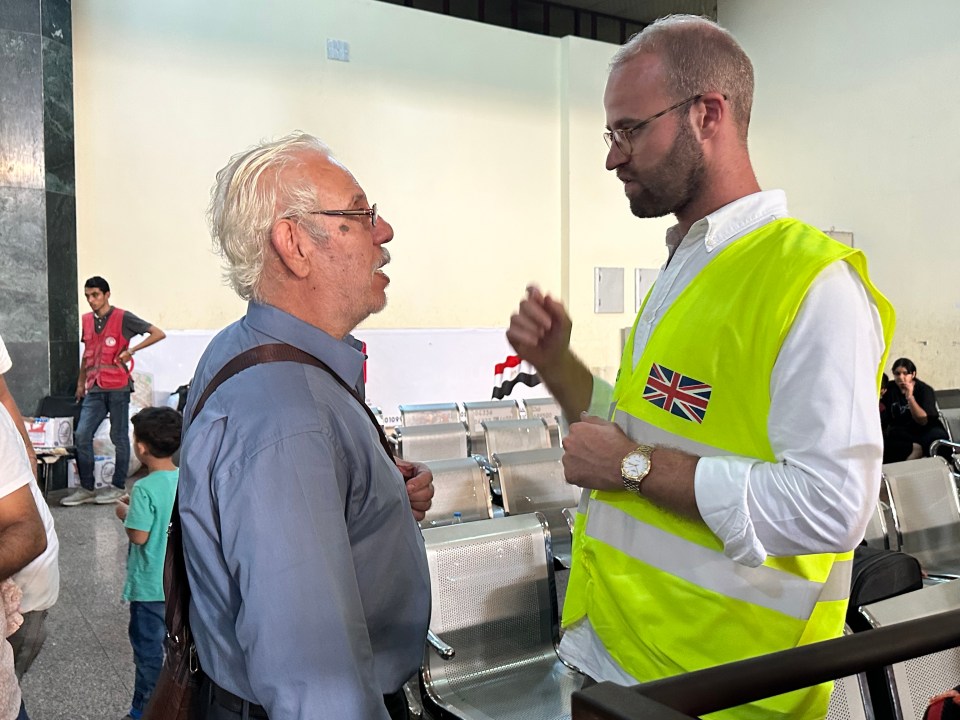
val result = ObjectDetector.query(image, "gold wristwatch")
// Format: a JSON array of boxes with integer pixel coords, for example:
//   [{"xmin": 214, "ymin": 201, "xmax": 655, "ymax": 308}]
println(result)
[{"xmin": 621, "ymin": 445, "xmax": 655, "ymax": 495}]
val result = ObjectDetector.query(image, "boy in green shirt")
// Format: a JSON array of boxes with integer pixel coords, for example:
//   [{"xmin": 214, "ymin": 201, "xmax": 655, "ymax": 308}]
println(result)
[{"xmin": 115, "ymin": 407, "xmax": 181, "ymax": 720}]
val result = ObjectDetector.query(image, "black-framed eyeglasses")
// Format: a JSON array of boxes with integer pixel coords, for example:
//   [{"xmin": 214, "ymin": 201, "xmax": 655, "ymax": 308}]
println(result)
[
  {"xmin": 288, "ymin": 203, "xmax": 378, "ymax": 227},
  {"xmin": 603, "ymin": 94, "xmax": 704, "ymax": 155}
]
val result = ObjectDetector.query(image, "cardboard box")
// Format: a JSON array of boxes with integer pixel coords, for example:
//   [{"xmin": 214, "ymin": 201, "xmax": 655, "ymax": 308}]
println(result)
[
  {"xmin": 66, "ymin": 456, "xmax": 116, "ymax": 489},
  {"xmin": 25, "ymin": 417, "xmax": 74, "ymax": 448}
]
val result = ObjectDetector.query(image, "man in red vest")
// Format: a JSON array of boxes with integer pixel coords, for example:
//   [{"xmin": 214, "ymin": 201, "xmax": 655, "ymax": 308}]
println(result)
[{"xmin": 61, "ymin": 277, "xmax": 166, "ymax": 507}]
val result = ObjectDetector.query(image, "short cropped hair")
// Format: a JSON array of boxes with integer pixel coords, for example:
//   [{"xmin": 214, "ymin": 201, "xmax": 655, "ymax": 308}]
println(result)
[
  {"xmin": 131, "ymin": 407, "xmax": 183, "ymax": 459},
  {"xmin": 892, "ymin": 358, "xmax": 918, "ymax": 375},
  {"xmin": 611, "ymin": 15, "xmax": 754, "ymax": 142},
  {"xmin": 208, "ymin": 132, "xmax": 332, "ymax": 301},
  {"xmin": 84, "ymin": 276, "xmax": 110, "ymax": 293}
]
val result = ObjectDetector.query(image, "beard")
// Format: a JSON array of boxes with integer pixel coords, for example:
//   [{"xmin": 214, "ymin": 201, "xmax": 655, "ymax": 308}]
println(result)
[{"xmin": 625, "ymin": 119, "xmax": 706, "ymax": 219}]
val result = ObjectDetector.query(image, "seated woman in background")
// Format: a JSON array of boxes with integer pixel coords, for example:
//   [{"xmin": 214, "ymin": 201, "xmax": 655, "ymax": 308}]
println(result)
[{"xmin": 881, "ymin": 357, "xmax": 949, "ymax": 463}]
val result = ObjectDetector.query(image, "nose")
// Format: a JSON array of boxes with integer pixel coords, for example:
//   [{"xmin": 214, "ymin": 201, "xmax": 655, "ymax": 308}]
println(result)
[
  {"xmin": 605, "ymin": 142, "xmax": 627, "ymax": 172},
  {"xmin": 374, "ymin": 217, "xmax": 394, "ymax": 245}
]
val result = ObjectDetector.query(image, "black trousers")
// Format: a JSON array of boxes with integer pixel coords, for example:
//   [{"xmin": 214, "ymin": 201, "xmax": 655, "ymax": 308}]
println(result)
[{"xmin": 200, "ymin": 677, "xmax": 409, "ymax": 720}]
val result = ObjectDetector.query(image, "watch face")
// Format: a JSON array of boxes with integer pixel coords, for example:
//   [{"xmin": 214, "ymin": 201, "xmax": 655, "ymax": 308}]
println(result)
[{"xmin": 623, "ymin": 452, "xmax": 650, "ymax": 479}]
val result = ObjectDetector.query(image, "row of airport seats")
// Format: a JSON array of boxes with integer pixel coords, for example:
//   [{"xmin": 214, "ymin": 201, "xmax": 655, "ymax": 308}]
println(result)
[
  {"xmin": 406, "ymin": 457, "xmax": 960, "ymax": 719},
  {"xmin": 417, "ymin": 450, "xmax": 580, "ymax": 566},
  {"xmin": 831, "ymin": 455, "xmax": 960, "ymax": 719},
  {"xmin": 864, "ymin": 456, "xmax": 960, "ymax": 579},
  {"xmin": 409, "ymin": 508, "xmax": 960, "ymax": 720},
  {"xmin": 391, "ymin": 401, "xmax": 960, "ymax": 718},
  {"xmin": 385, "ymin": 397, "xmax": 580, "ymax": 566},
  {"xmin": 392, "ymin": 398, "xmax": 563, "ymax": 460},
  {"xmin": 932, "ymin": 387, "xmax": 960, "ymax": 471}
]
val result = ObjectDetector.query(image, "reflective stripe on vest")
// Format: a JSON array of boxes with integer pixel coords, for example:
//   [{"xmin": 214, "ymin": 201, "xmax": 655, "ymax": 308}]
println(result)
[
  {"xmin": 562, "ymin": 219, "xmax": 895, "ymax": 720},
  {"xmin": 586, "ymin": 501, "xmax": 853, "ymax": 619}
]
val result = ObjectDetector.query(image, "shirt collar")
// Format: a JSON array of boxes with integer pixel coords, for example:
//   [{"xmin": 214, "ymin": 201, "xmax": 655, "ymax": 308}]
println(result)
[
  {"xmin": 665, "ymin": 189, "xmax": 789, "ymax": 255},
  {"xmin": 244, "ymin": 302, "xmax": 365, "ymax": 392}
]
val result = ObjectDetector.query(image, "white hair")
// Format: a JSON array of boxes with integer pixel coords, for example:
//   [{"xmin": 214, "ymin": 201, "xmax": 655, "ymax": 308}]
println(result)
[
  {"xmin": 612, "ymin": 15, "xmax": 754, "ymax": 141},
  {"xmin": 208, "ymin": 131, "xmax": 332, "ymax": 301}
]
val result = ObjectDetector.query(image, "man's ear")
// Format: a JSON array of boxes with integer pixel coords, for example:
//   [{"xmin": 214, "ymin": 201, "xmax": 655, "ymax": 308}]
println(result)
[
  {"xmin": 270, "ymin": 219, "xmax": 312, "ymax": 279},
  {"xmin": 696, "ymin": 92, "xmax": 726, "ymax": 142}
]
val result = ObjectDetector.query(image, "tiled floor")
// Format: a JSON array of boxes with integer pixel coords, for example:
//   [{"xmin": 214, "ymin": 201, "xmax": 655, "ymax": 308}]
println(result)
[{"xmin": 21, "ymin": 490, "xmax": 135, "ymax": 720}]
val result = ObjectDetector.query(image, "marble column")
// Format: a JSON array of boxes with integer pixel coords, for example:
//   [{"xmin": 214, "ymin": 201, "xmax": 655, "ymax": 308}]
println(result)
[{"xmin": 0, "ymin": 0, "xmax": 77, "ymax": 414}]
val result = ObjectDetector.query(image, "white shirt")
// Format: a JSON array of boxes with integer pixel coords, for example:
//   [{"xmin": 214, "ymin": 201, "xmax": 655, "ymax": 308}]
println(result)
[
  {"xmin": 565, "ymin": 190, "xmax": 885, "ymax": 683},
  {"xmin": 0, "ymin": 334, "xmax": 60, "ymax": 612},
  {"xmin": 0, "ymin": 336, "xmax": 10, "ymax": 375},
  {"xmin": 12, "ymin": 479, "xmax": 60, "ymax": 613}
]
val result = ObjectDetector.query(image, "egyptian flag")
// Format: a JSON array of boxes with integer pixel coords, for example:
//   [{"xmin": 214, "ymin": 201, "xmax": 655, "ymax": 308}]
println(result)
[{"xmin": 492, "ymin": 355, "xmax": 541, "ymax": 399}]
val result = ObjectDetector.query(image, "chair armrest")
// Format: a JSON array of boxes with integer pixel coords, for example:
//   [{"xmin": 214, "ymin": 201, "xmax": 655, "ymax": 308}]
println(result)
[{"xmin": 427, "ymin": 629, "xmax": 455, "ymax": 660}]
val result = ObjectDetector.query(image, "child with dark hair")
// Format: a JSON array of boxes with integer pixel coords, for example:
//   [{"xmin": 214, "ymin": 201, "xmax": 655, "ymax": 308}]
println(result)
[{"xmin": 115, "ymin": 407, "xmax": 181, "ymax": 720}]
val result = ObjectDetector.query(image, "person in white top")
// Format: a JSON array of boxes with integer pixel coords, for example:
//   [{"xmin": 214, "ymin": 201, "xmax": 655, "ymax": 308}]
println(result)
[
  {"xmin": 0, "ymin": 401, "xmax": 47, "ymax": 720},
  {"xmin": 0, "ymin": 338, "xmax": 36, "ymax": 477},
  {"xmin": 0, "ymin": 334, "xmax": 60, "ymax": 678},
  {"xmin": 507, "ymin": 14, "xmax": 889, "ymax": 705}
]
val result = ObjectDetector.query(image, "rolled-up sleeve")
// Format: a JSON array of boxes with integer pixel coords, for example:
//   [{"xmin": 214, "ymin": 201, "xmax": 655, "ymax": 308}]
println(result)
[
  {"xmin": 695, "ymin": 262, "xmax": 885, "ymax": 566},
  {"xmin": 217, "ymin": 430, "xmax": 391, "ymax": 720},
  {"xmin": 589, "ymin": 376, "xmax": 615, "ymax": 420}
]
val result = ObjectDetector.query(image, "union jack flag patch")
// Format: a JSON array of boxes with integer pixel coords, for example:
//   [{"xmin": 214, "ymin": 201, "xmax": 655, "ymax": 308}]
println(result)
[{"xmin": 643, "ymin": 363, "xmax": 712, "ymax": 424}]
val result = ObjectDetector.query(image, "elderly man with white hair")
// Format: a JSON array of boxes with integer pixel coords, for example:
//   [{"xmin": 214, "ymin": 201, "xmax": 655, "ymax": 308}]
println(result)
[{"xmin": 178, "ymin": 133, "xmax": 433, "ymax": 720}]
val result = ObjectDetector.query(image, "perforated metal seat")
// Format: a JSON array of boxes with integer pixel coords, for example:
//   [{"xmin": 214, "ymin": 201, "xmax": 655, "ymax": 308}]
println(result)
[
  {"xmin": 883, "ymin": 457, "xmax": 960, "ymax": 578},
  {"xmin": 523, "ymin": 397, "xmax": 562, "ymax": 448},
  {"xmin": 482, "ymin": 418, "xmax": 551, "ymax": 457},
  {"xmin": 861, "ymin": 580, "xmax": 960, "ymax": 720},
  {"xmin": 396, "ymin": 422, "xmax": 470, "ymax": 462},
  {"xmin": 463, "ymin": 400, "xmax": 521, "ymax": 458},
  {"xmin": 823, "ymin": 627, "xmax": 871, "ymax": 720},
  {"xmin": 862, "ymin": 500, "xmax": 889, "ymax": 549},
  {"xmin": 421, "ymin": 515, "xmax": 583, "ymax": 720},
  {"xmin": 419, "ymin": 457, "xmax": 493, "ymax": 529},
  {"xmin": 492, "ymin": 448, "xmax": 580, "ymax": 568},
  {"xmin": 400, "ymin": 402, "xmax": 462, "ymax": 427},
  {"xmin": 826, "ymin": 667, "xmax": 870, "ymax": 720},
  {"xmin": 941, "ymin": 408, "xmax": 960, "ymax": 443}
]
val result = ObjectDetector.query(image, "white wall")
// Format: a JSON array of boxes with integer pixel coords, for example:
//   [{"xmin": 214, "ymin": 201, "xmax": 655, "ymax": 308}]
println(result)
[
  {"xmin": 72, "ymin": 0, "xmax": 651, "ymax": 397},
  {"xmin": 721, "ymin": 0, "xmax": 960, "ymax": 386},
  {"xmin": 75, "ymin": 1, "xmax": 960, "ymax": 398}
]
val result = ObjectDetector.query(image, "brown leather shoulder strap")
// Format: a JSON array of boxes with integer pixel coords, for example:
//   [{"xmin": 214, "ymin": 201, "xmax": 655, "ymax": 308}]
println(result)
[
  {"xmin": 166, "ymin": 341, "xmax": 393, "ymax": 652},
  {"xmin": 190, "ymin": 342, "xmax": 392, "ymax": 459}
]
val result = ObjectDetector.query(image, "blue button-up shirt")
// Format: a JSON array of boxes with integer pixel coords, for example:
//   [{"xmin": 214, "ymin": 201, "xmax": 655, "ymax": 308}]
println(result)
[{"xmin": 179, "ymin": 302, "xmax": 430, "ymax": 719}]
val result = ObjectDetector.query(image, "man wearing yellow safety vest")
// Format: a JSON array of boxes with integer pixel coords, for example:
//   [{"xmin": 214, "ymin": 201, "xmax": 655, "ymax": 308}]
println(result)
[{"xmin": 507, "ymin": 15, "xmax": 893, "ymax": 720}]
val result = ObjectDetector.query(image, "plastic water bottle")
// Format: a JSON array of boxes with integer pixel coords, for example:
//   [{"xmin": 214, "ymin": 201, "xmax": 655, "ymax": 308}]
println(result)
[{"xmin": 452, "ymin": 512, "xmax": 463, "ymax": 524}]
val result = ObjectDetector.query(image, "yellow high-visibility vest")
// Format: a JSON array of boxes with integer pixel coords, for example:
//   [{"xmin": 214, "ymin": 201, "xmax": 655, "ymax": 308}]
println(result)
[{"xmin": 563, "ymin": 218, "xmax": 895, "ymax": 720}]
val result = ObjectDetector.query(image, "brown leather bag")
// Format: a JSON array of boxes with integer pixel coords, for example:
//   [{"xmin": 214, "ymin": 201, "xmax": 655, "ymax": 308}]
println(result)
[{"xmin": 142, "ymin": 343, "xmax": 394, "ymax": 719}]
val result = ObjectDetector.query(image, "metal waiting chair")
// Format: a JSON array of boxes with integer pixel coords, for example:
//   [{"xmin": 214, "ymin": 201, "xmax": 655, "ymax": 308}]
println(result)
[
  {"xmin": 941, "ymin": 408, "xmax": 960, "ymax": 443},
  {"xmin": 492, "ymin": 448, "xmax": 581, "ymax": 568},
  {"xmin": 420, "ymin": 514, "xmax": 584, "ymax": 720},
  {"xmin": 860, "ymin": 580, "xmax": 960, "ymax": 720},
  {"xmin": 400, "ymin": 402, "xmax": 462, "ymax": 427},
  {"xmin": 418, "ymin": 456, "xmax": 493, "ymax": 529},
  {"xmin": 862, "ymin": 500, "xmax": 890, "ymax": 550},
  {"xmin": 825, "ymin": 628, "xmax": 871, "ymax": 720},
  {"xmin": 935, "ymin": 388, "xmax": 960, "ymax": 411},
  {"xmin": 523, "ymin": 397, "xmax": 563, "ymax": 447},
  {"xmin": 482, "ymin": 418, "xmax": 551, "ymax": 457},
  {"xmin": 883, "ymin": 457, "xmax": 960, "ymax": 578},
  {"xmin": 394, "ymin": 422, "xmax": 469, "ymax": 462},
  {"xmin": 463, "ymin": 400, "xmax": 521, "ymax": 457}
]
